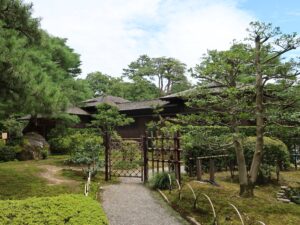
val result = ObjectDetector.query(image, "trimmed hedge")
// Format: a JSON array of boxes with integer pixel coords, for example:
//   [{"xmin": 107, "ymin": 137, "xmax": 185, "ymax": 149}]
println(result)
[
  {"xmin": 0, "ymin": 145, "xmax": 16, "ymax": 162},
  {"xmin": 184, "ymin": 132, "xmax": 290, "ymax": 177},
  {"xmin": 241, "ymin": 136, "xmax": 290, "ymax": 168},
  {"xmin": 0, "ymin": 194, "xmax": 108, "ymax": 225}
]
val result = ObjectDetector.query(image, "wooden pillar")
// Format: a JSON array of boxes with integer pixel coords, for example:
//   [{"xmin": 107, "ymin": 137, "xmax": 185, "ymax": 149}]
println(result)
[
  {"xmin": 196, "ymin": 158, "xmax": 202, "ymax": 181},
  {"xmin": 143, "ymin": 133, "xmax": 149, "ymax": 183},
  {"xmin": 276, "ymin": 160, "xmax": 280, "ymax": 182},
  {"xmin": 209, "ymin": 158, "xmax": 215, "ymax": 183},
  {"xmin": 294, "ymin": 145, "xmax": 298, "ymax": 171},
  {"xmin": 104, "ymin": 131, "xmax": 110, "ymax": 181},
  {"xmin": 174, "ymin": 131, "xmax": 181, "ymax": 184},
  {"xmin": 161, "ymin": 134, "xmax": 164, "ymax": 172}
]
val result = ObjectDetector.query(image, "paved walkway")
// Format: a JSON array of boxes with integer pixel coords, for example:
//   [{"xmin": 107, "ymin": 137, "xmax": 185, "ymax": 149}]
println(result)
[{"xmin": 102, "ymin": 178, "xmax": 187, "ymax": 225}]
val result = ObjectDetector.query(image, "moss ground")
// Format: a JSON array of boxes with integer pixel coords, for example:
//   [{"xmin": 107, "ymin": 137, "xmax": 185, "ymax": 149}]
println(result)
[
  {"xmin": 162, "ymin": 170, "xmax": 300, "ymax": 225},
  {"xmin": 0, "ymin": 155, "xmax": 116, "ymax": 200}
]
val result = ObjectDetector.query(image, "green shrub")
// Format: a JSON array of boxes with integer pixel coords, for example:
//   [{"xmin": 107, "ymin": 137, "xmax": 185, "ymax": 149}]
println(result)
[
  {"xmin": 149, "ymin": 172, "xmax": 175, "ymax": 190},
  {"xmin": 48, "ymin": 129, "xmax": 75, "ymax": 154},
  {"xmin": 0, "ymin": 139, "xmax": 5, "ymax": 148},
  {"xmin": 182, "ymin": 130, "xmax": 233, "ymax": 175},
  {"xmin": 41, "ymin": 148, "xmax": 49, "ymax": 159},
  {"xmin": 183, "ymin": 130, "xmax": 290, "ymax": 179},
  {"xmin": 0, "ymin": 117, "xmax": 25, "ymax": 144},
  {"xmin": 64, "ymin": 131, "xmax": 104, "ymax": 177},
  {"xmin": 0, "ymin": 194, "xmax": 108, "ymax": 225},
  {"xmin": 240, "ymin": 136, "xmax": 290, "ymax": 168},
  {"xmin": 48, "ymin": 128, "xmax": 102, "ymax": 155},
  {"xmin": 0, "ymin": 145, "xmax": 17, "ymax": 162}
]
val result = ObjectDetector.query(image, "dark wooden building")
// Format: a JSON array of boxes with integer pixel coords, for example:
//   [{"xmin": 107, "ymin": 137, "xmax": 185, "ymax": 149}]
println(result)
[{"xmin": 21, "ymin": 92, "xmax": 191, "ymax": 139}]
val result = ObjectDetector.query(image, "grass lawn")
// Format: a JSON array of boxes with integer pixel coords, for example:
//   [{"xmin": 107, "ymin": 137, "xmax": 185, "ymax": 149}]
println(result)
[
  {"xmin": 0, "ymin": 155, "xmax": 114, "ymax": 224},
  {"xmin": 162, "ymin": 170, "xmax": 300, "ymax": 225},
  {"xmin": 0, "ymin": 155, "xmax": 115, "ymax": 200}
]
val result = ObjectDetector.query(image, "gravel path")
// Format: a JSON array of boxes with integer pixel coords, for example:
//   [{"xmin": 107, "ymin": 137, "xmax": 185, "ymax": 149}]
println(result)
[{"xmin": 102, "ymin": 178, "xmax": 187, "ymax": 225}]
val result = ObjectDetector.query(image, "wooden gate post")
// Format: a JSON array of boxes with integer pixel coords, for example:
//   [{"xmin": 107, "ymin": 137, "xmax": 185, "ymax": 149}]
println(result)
[
  {"xmin": 196, "ymin": 158, "xmax": 202, "ymax": 181},
  {"xmin": 209, "ymin": 158, "xmax": 215, "ymax": 183},
  {"xmin": 104, "ymin": 131, "xmax": 110, "ymax": 181},
  {"xmin": 174, "ymin": 131, "xmax": 181, "ymax": 184},
  {"xmin": 143, "ymin": 133, "xmax": 149, "ymax": 183}
]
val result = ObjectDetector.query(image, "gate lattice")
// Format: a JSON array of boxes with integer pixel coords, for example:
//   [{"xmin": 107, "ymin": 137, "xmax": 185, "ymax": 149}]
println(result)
[
  {"xmin": 105, "ymin": 135, "xmax": 144, "ymax": 181},
  {"xmin": 104, "ymin": 132, "xmax": 182, "ymax": 184}
]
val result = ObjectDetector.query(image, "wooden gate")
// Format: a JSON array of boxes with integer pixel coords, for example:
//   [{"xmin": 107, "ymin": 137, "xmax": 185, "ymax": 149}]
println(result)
[
  {"xmin": 105, "ymin": 132, "xmax": 182, "ymax": 184},
  {"xmin": 144, "ymin": 131, "xmax": 182, "ymax": 183}
]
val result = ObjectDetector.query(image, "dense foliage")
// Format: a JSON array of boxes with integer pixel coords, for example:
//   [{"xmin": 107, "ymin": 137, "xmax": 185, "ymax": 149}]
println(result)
[
  {"xmin": 0, "ymin": 0, "xmax": 92, "ymax": 120},
  {"xmin": 0, "ymin": 141, "xmax": 16, "ymax": 162},
  {"xmin": 123, "ymin": 55, "xmax": 191, "ymax": 96},
  {"xmin": 91, "ymin": 103, "xmax": 134, "ymax": 134},
  {"xmin": 149, "ymin": 172, "xmax": 175, "ymax": 190},
  {"xmin": 183, "ymin": 129, "xmax": 290, "ymax": 182},
  {"xmin": 48, "ymin": 129, "xmax": 103, "ymax": 175},
  {"xmin": 240, "ymin": 137, "xmax": 290, "ymax": 168},
  {"xmin": 86, "ymin": 71, "xmax": 159, "ymax": 101},
  {"xmin": 67, "ymin": 132, "xmax": 103, "ymax": 174},
  {"xmin": 0, "ymin": 194, "xmax": 108, "ymax": 225}
]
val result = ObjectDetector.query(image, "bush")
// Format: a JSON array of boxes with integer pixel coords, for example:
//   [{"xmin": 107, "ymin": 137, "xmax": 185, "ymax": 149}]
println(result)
[
  {"xmin": 149, "ymin": 172, "xmax": 175, "ymax": 190},
  {"xmin": 48, "ymin": 128, "xmax": 101, "ymax": 155},
  {"xmin": 0, "ymin": 117, "xmax": 25, "ymax": 144},
  {"xmin": 0, "ymin": 145, "xmax": 16, "ymax": 162},
  {"xmin": 0, "ymin": 139, "xmax": 5, "ymax": 148},
  {"xmin": 241, "ymin": 136, "xmax": 290, "ymax": 168},
  {"xmin": 63, "ymin": 131, "xmax": 104, "ymax": 177},
  {"xmin": 0, "ymin": 194, "xmax": 108, "ymax": 225},
  {"xmin": 48, "ymin": 128, "xmax": 75, "ymax": 154},
  {"xmin": 183, "ymin": 130, "xmax": 290, "ymax": 180},
  {"xmin": 41, "ymin": 148, "xmax": 49, "ymax": 159},
  {"xmin": 182, "ymin": 130, "xmax": 233, "ymax": 175}
]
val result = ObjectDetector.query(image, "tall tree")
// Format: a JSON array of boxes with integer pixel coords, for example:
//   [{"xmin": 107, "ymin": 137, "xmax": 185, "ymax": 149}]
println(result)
[
  {"xmin": 184, "ymin": 23, "xmax": 300, "ymax": 197},
  {"xmin": 0, "ymin": 0, "xmax": 92, "ymax": 119},
  {"xmin": 123, "ymin": 55, "xmax": 190, "ymax": 95},
  {"xmin": 90, "ymin": 103, "xmax": 133, "ymax": 135},
  {"xmin": 86, "ymin": 71, "xmax": 159, "ymax": 101},
  {"xmin": 247, "ymin": 22, "xmax": 300, "ymax": 187},
  {"xmin": 187, "ymin": 43, "xmax": 256, "ymax": 196}
]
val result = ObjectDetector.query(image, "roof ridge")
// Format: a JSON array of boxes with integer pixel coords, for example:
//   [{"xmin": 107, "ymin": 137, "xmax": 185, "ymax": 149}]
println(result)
[{"xmin": 117, "ymin": 98, "xmax": 165, "ymax": 105}]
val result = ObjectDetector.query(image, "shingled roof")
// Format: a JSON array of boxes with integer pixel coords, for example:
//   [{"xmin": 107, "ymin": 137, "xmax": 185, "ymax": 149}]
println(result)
[
  {"xmin": 117, "ymin": 99, "xmax": 169, "ymax": 111},
  {"xmin": 66, "ymin": 107, "xmax": 90, "ymax": 115},
  {"xmin": 83, "ymin": 95, "xmax": 130, "ymax": 107},
  {"xmin": 161, "ymin": 83, "xmax": 228, "ymax": 100}
]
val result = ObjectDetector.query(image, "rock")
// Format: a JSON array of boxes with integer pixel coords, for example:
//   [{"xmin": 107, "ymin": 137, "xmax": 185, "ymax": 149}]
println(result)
[
  {"xmin": 277, "ymin": 198, "xmax": 291, "ymax": 203},
  {"xmin": 280, "ymin": 186, "xmax": 289, "ymax": 190},
  {"xmin": 17, "ymin": 132, "xmax": 49, "ymax": 160}
]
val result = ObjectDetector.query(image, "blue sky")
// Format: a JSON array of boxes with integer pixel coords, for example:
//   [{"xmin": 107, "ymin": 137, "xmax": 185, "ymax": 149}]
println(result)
[
  {"xmin": 25, "ymin": 0, "xmax": 300, "ymax": 78},
  {"xmin": 238, "ymin": 0, "xmax": 300, "ymax": 33}
]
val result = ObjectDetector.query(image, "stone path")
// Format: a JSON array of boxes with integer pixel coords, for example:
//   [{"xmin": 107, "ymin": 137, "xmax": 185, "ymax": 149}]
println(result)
[{"xmin": 102, "ymin": 178, "xmax": 187, "ymax": 225}]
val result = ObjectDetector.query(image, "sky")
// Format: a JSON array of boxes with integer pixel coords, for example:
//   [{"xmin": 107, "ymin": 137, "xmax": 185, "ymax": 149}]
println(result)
[{"xmin": 25, "ymin": 0, "xmax": 300, "ymax": 78}]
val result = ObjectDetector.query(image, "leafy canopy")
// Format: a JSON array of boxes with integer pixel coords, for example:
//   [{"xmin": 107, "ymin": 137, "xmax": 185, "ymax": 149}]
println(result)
[{"xmin": 91, "ymin": 103, "xmax": 134, "ymax": 133}]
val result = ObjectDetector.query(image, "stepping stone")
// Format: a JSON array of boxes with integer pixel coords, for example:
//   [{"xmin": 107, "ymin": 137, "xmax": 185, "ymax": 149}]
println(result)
[{"xmin": 277, "ymin": 198, "xmax": 291, "ymax": 203}]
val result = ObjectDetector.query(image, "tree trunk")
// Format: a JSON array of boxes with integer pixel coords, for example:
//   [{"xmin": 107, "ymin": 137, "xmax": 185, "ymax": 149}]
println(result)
[
  {"xmin": 249, "ymin": 35, "xmax": 264, "ymax": 185},
  {"xmin": 232, "ymin": 134, "xmax": 253, "ymax": 197}
]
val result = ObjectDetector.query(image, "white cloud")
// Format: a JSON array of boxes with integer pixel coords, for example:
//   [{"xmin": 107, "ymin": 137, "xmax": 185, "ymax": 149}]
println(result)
[{"xmin": 26, "ymin": 0, "xmax": 255, "ymax": 78}]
